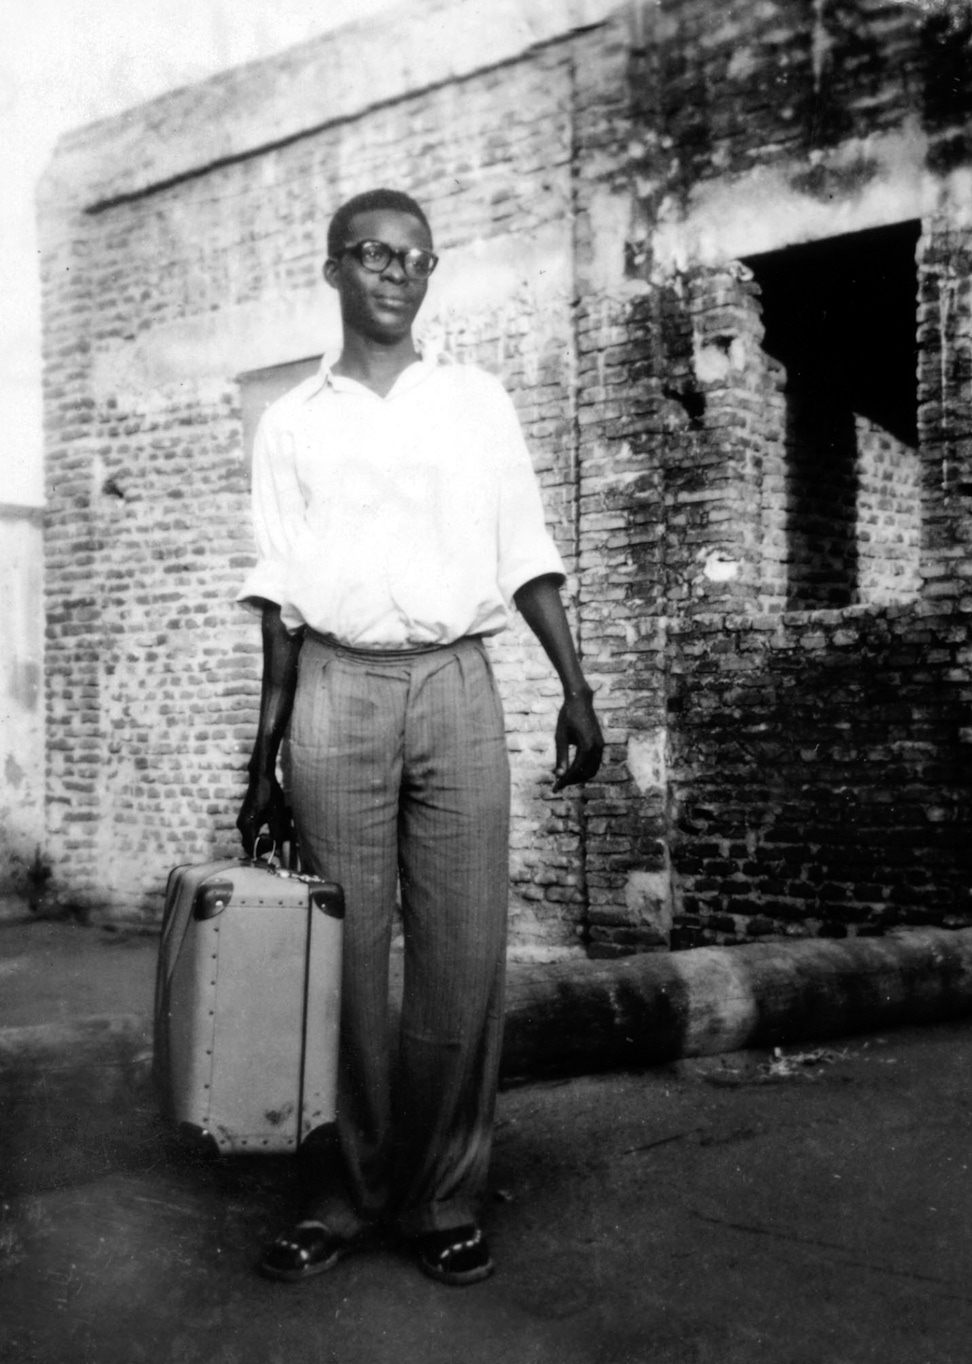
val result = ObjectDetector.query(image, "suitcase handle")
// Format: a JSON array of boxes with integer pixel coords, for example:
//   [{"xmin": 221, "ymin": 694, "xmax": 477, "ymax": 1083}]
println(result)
[
  {"xmin": 251, "ymin": 832, "xmax": 280, "ymax": 867},
  {"xmin": 251, "ymin": 824, "xmax": 302, "ymax": 873},
  {"xmin": 246, "ymin": 832, "xmax": 325, "ymax": 888}
]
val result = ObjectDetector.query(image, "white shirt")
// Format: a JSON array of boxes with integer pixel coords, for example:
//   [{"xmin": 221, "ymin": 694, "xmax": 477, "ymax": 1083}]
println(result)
[{"xmin": 237, "ymin": 349, "xmax": 565, "ymax": 648}]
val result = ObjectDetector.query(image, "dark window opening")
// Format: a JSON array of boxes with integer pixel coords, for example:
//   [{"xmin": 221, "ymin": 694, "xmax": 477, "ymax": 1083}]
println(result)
[
  {"xmin": 237, "ymin": 355, "xmax": 322, "ymax": 469},
  {"xmin": 744, "ymin": 222, "xmax": 920, "ymax": 610}
]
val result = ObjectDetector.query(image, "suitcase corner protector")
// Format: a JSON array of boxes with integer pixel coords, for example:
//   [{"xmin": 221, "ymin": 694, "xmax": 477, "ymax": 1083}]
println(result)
[
  {"xmin": 176, "ymin": 1122, "xmax": 222, "ymax": 1158},
  {"xmin": 194, "ymin": 881, "xmax": 234, "ymax": 920},
  {"xmin": 310, "ymin": 884, "xmax": 345, "ymax": 919}
]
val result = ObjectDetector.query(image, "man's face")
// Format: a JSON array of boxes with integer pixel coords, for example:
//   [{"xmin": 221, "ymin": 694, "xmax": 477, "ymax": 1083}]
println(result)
[{"xmin": 324, "ymin": 208, "xmax": 433, "ymax": 345}]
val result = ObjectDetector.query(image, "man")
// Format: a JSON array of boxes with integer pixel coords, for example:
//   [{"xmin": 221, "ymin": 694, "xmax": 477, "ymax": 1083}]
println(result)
[{"xmin": 237, "ymin": 188, "xmax": 602, "ymax": 1286}]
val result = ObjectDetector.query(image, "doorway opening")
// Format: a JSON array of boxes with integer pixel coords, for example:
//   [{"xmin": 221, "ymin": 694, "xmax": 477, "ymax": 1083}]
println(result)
[{"xmin": 745, "ymin": 221, "xmax": 920, "ymax": 609}]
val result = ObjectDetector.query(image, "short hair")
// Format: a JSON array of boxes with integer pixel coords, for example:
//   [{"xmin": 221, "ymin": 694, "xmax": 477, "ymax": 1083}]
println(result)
[{"xmin": 327, "ymin": 189, "xmax": 432, "ymax": 258}]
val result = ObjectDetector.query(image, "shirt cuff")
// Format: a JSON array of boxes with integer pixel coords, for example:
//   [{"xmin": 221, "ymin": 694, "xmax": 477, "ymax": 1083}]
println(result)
[
  {"xmin": 236, "ymin": 560, "xmax": 288, "ymax": 613},
  {"xmin": 499, "ymin": 545, "xmax": 567, "ymax": 606}
]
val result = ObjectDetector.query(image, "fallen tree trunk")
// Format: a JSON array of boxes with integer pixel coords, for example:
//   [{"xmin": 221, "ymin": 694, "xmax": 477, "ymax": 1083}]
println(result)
[{"xmin": 501, "ymin": 927, "xmax": 972, "ymax": 1081}]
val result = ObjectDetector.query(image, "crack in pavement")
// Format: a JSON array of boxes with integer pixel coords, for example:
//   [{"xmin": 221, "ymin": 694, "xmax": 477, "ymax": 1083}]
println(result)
[
  {"xmin": 621, "ymin": 1128, "xmax": 705, "ymax": 1155},
  {"xmin": 687, "ymin": 1209, "xmax": 972, "ymax": 1302}
]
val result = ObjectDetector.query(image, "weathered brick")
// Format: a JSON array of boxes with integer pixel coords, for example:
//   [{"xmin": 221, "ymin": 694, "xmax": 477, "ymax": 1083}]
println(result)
[{"xmin": 36, "ymin": 0, "xmax": 972, "ymax": 956}]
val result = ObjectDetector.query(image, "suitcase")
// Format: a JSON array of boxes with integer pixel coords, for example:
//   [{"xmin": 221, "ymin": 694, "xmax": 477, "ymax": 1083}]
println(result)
[{"xmin": 153, "ymin": 854, "xmax": 344, "ymax": 1155}]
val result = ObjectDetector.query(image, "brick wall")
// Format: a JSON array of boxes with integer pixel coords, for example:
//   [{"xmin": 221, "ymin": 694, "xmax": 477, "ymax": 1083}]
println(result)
[
  {"xmin": 38, "ymin": 0, "xmax": 626, "ymax": 954},
  {"xmin": 580, "ymin": 0, "xmax": 972, "ymax": 955},
  {"xmin": 0, "ymin": 504, "xmax": 44, "ymax": 899},
  {"xmin": 39, "ymin": 0, "xmax": 972, "ymax": 957}
]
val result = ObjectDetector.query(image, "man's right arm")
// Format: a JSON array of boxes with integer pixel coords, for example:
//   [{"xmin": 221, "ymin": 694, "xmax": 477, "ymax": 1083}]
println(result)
[{"xmin": 236, "ymin": 601, "xmax": 304, "ymax": 855}]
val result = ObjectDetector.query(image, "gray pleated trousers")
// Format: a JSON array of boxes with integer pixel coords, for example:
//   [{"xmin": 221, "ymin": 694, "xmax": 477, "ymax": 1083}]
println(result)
[{"xmin": 289, "ymin": 632, "xmax": 510, "ymax": 1237}]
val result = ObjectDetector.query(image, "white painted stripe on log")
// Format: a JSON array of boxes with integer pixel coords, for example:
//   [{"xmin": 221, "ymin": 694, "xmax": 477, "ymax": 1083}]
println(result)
[{"xmin": 667, "ymin": 947, "xmax": 761, "ymax": 1055}]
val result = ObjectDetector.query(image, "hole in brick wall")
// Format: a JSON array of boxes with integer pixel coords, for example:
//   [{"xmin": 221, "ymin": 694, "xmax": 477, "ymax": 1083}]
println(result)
[
  {"xmin": 744, "ymin": 222, "xmax": 920, "ymax": 610},
  {"xmin": 663, "ymin": 384, "xmax": 706, "ymax": 425}
]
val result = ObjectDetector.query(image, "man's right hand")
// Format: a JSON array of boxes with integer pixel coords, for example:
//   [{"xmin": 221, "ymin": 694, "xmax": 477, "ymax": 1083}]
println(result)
[{"xmin": 236, "ymin": 770, "xmax": 291, "ymax": 857}]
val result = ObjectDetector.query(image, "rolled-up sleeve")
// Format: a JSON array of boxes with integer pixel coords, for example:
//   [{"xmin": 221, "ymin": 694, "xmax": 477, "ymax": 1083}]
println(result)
[
  {"xmin": 491, "ymin": 384, "xmax": 566, "ymax": 604},
  {"xmin": 236, "ymin": 408, "xmax": 305, "ymax": 614}
]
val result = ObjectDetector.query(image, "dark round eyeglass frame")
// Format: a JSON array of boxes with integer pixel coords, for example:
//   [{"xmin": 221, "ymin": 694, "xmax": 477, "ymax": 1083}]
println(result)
[{"xmin": 338, "ymin": 239, "xmax": 439, "ymax": 281}]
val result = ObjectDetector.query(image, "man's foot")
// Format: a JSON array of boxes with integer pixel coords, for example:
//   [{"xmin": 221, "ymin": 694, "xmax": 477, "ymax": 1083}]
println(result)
[
  {"xmin": 413, "ymin": 1224, "xmax": 494, "ymax": 1286},
  {"xmin": 259, "ymin": 1220, "xmax": 364, "ymax": 1282}
]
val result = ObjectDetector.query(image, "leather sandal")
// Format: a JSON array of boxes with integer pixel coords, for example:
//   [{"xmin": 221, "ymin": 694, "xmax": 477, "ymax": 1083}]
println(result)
[
  {"xmin": 259, "ymin": 1220, "xmax": 360, "ymax": 1282},
  {"xmin": 414, "ymin": 1224, "xmax": 494, "ymax": 1286}
]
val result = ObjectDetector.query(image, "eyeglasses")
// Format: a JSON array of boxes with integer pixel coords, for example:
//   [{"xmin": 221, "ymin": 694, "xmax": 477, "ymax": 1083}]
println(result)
[{"xmin": 338, "ymin": 239, "xmax": 439, "ymax": 281}]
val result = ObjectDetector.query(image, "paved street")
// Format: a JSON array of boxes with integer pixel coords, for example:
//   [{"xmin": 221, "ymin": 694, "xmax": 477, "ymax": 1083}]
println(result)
[{"xmin": 2, "ymin": 919, "xmax": 971, "ymax": 1364}]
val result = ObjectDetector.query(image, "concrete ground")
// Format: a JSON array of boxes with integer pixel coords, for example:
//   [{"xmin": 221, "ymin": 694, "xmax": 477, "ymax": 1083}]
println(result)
[{"xmin": 2, "ymin": 915, "xmax": 972, "ymax": 1364}]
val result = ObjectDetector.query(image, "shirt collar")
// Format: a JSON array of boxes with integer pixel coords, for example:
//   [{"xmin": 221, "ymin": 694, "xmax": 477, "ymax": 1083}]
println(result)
[{"xmin": 302, "ymin": 338, "xmax": 450, "ymax": 402}]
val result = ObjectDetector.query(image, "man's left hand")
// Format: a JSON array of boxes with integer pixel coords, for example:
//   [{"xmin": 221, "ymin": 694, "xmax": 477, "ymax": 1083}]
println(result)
[{"xmin": 553, "ymin": 690, "xmax": 604, "ymax": 792}]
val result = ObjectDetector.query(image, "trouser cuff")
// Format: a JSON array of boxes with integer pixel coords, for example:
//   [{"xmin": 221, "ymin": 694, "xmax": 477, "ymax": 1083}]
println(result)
[{"xmin": 396, "ymin": 1197, "xmax": 481, "ymax": 1239}]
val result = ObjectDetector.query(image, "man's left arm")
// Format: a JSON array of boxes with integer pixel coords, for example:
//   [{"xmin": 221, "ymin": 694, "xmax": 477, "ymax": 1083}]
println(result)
[{"xmin": 513, "ymin": 574, "xmax": 604, "ymax": 792}]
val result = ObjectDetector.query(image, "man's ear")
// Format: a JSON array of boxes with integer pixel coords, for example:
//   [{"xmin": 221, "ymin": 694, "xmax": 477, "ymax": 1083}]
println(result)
[{"xmin": 323, "ymin": 258, "xmax": 340, "ymax": 290}]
